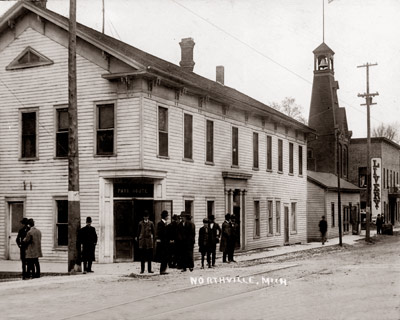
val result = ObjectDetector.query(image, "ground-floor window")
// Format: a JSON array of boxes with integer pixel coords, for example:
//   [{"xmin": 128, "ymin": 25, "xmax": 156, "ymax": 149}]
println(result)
[
  {"xmin": 331, "ymin": 202, "xmax": 335, "ymax": 227},
  {"xmin": 275, "ymin": 201, "xmax": 281, "ymax": 234},
  {"xmin": 267, "ymin": 200, "xmax": 273, "ymax": 235},
  {"xmin": 55, "ymin": 199, "xmax": 68, "ymax": 247},
  {"xmin": 291, "ymin": 202, "xmax": 297, "ymax": 232},
  {"xmin": 185, "ymin": 200, "xmax": 194, "ymax": 217},
  {"xmin": 207, "ymin": 200, "xmax": 214, "ymax": 219},
  {"xmin": 254, "ymin": 201, "xmax": 260, "ymax": 238}
]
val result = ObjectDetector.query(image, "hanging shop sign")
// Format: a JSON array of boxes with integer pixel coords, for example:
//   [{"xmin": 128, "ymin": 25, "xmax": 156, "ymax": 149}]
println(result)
[{"xmin": 371, "ymin": 158, "xmax": 382, "ymax": 217}]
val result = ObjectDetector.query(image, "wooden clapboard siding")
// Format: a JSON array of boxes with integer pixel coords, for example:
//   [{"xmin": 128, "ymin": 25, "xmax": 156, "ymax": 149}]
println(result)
[
  {"xmin": 142, "ymin": 87, "xmax": 308, "ymax": 251},
  {"xmin": 0, "ymin": 26, "xmax": 140, "ymax": 260}
]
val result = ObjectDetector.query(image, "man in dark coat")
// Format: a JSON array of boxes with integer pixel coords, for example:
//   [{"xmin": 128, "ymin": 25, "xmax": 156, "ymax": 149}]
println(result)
[
  {"xmin": 319, "ymin": 215, "xmax": 328, "ymax": 245},
  {"xmin": 376, "ymin": 214, "xmax": 383, "ymax": 235},
  {"xmin": 227, "ymin": 215, "xmax": 239, "ymax": 262},
  {"xmin": 198, "ymin": 218, "xmax": 211, "ymax": 268},
  {"xmin": 220, "ymin": 213, "xmax": 231, "ymax": 263},
  {"xmin": 177, "ymin": 212, "xmax": 195, "ymax": 272},
  {"xmin": 77, "ymin": 216, "xmax": 98, "ymax": 273},
  {"xmin": 23, "ymin": 219, "xmax": 42, "ymax": 278},
  {"xmin": 208, "ymin": 215, "xmax": 221, "ymax": 267},
  {"xmin": 167, "ymin": 214, "xmax": 179, "ymax": 268},
  {"xmin": 156, "ymin": 210, "xmax": 169, "ymax": 275},
  {"xmin": 16, "ymin": 218, "xmax": 30, "ymax": 279},
  {"xmin": 136, "ymin": 211, "xmax": 155, "ymax": 274}
]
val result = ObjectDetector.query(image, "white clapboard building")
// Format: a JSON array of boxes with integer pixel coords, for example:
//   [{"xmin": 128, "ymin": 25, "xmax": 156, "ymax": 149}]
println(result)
[{"xmin": 0, "ymin": 1, "xmax": 314, "ymax": 263}]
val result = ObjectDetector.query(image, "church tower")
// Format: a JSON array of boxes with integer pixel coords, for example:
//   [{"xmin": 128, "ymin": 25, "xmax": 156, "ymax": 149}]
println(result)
[{"xmin": 307, "ymin": 42, "xmax": 352, "ymax": 179}]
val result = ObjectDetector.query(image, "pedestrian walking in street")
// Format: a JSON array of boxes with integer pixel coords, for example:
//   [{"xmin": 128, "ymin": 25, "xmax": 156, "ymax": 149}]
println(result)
[
  {"xmin": 136, "ymin": 211, "xmax": 155, "ymax": 274},
  {"xmin": 198, "ymin": 218, "xmax": 211, "ymax": 269},
  {"xmin": 208, "ymin": 215, "xmax": 221, "ymax": 267},
  {"xmin": 319, "ymin": 215, "xmax": 328, "ymax": 245},
  {"xmin": 376, "ymin": 214, "xmax": 383, "ymax": 235},
  {"xmin": 220, "ymin": 213, "xmax": 231, "ymax": 263},
  {"xmin": 167, "ymin": 214, "xmax": 179, "ymax": 268},
  {"xmin": 23, "ymin": 219, "xmax": 42, "ymax": 279},
  {"xmin": 77, "ymin": 216, "xmax": 98, "ymax": 274},
  {"xmin": 227, "ymin": 215, "xmax": 239, "ymax": 262},
  {"xmin": 156, "ymin": 210, "xmax": 169, "ymax": 275},
  {"xmin": 16, "ymin": 218, "xmax": 30, "ymax": 279},
  {"xmin": 177, "ymin": 212, "xmax": 195, "ymax": 272}
]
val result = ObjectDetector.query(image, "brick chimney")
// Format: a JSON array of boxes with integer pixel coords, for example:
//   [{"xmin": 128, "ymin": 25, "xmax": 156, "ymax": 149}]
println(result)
[
  {"xmin": 179, "ymin": 38, "xmax": 195, "ymax": 72},
  {"xmin": 216, "ymin": 66, "xmax": 224, "ymax": 84},
  {"xmin": 29, "ymin": 0, "xmax": 47, "ymax": 8}
]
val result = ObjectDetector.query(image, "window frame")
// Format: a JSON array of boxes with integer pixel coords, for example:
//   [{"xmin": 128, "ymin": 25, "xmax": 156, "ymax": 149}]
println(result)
[
  {"xmin": 289, "ymin": 142, "xmax": 294, "ymax": 174},
  {"xmin": 20, "ymin": 108, "xmax": 39, "ymax": 160},
  {"xmin": 253, "ymin": 132, "xmax": 259, "ymax": 170},
  {"xmin": 157, "ymin": 106, "xmax": 169, "ymax": 158},
  {"xmin": 298, "ymin": 145, "xmax": 303, "ymax": 176},
  {"xmin": 275, "ymin": 200, "xmax": 281, "ymax": 235},
  {"xmin": 183, "ymin": 113, "xmax": 193, "ymax": 161},
  {"xmin": 54, "ymin": 105, "xmax": 69, "ymax": 159},
  {"xmin": 331, "ymin": 202, "xmax": 335, "ymax": 227},
  {"xmin": 267, "ymin": 200, "xmax": 273, "ymax": 236},
  {"xmin": 253, "ymin": 200, "xmax": 260, "ymax": 238},
  {"xmin": 54, "ymin": 197, "xmax": 68, "ymax": 249},
  {"xmin": 205, "ymin": 119, "xmax": 214, "ymax": 164},
  {"xmin": 278, "ymin": 139, "xmax": 283, "ymax": 173},
  {"xmin": 95, "ymin": 101, "xmax": 117, "ymax": 156},
  {"xmin": 290, "ymin": 202, "xmax": 297, "ymax": 234},
  {"xmin": 232, "ymin": 126, "xmax": 239, "ymax": 167},
  {"xmin": 266, "ymin": 135, "xmax": 272, "ymax": 171}
]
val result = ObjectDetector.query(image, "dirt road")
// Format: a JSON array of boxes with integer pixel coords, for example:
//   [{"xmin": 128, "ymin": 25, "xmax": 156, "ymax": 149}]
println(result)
[{"xmin": 1, "ymin": 234, "xmax": 399, "ymax": 320}]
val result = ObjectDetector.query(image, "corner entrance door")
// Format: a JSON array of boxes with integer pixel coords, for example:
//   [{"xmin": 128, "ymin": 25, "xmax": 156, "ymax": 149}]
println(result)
[
  {"xmin": 284, "ymin": 206, "xmax": 289, "ymax": 245},
  {"xmin": 8, "ymin": 202, "xmax": 24, "ymax": 260},
  {"xmin": 114, "ymin": 200, "xmax": 134, "ymax": 262},
  {"xmin": 233, "ymin": 190, "xmax": 241, "ymax": 249}
]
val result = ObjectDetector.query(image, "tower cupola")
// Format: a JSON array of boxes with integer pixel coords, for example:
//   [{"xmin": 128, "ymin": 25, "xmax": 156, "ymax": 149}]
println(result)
[{"xmin": 313, "ymin": 42, "xmax": 335, "ymax": 73}]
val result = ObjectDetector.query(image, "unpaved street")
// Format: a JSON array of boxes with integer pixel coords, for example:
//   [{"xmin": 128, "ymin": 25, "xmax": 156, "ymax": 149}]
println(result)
[{"xmin": 1, "ymin": 234, "xmax": 399, "ymax": 320}]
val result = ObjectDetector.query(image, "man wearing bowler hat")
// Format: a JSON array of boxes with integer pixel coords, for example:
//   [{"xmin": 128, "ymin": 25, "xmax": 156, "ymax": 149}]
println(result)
[
  {"xmin": 137, "ymin": 211, "xmax": 155, "ymax": 274},
  {"xmin": 177, "ymin": 211, "xmax": 195, "ymax": 272},
  {"xmin": 77, "ymin": 217, "xmax": 98, "ymax": 273},
  {"xmin": 16, "ymin": 218, "xmax": 30, "ymax": 279}
]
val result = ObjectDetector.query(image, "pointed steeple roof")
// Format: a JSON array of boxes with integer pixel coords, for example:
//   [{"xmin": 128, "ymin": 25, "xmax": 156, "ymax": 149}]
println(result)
[{"xmin": 313, "ymin": 42, "xmax": 335, "ymax": 55}]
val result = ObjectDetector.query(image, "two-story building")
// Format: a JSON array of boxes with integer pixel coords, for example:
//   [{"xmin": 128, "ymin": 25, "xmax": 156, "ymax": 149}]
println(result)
[
  {"xmin": 349, "ymin": 137, "xmax": 400, "ymax": 226},
  {"xmin": 0, "ymin": 1, "xmax": 313, "ymax": 263}
]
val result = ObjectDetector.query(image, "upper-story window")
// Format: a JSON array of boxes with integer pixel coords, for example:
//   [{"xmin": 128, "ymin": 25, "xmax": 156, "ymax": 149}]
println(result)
[
  {"xmin": 289, "ymin": 142, "xmax": 294, "ymax": 174},
  {"xmin": 6, "ymin": 47, "xmax": 53, "ymax": 70},
  {"xmin": 184, "ymin": 113, "xmax": 193, "ymax": 160},
  {"xmin": 266, "ymin": 135, "xmax": 272, "ymax": 171},
  {"xmin": 96, "ymin": 103, "xmax": 115, "ymax": 155},
  {"xmin": 298, "ymin": 145, "xmax": 303, "ymax": 176},
  {"xmin": 158, "ymin": 106, "xmax": 168, "ymax": 157},
  {"xmin": 21, "ymin": 109, "xmax": 37, "ymax": 159},
  {"xmin": 206, "ymin": 120, "xmax": 214, "ymax": 163},
  {"xmin": 232, "ymin": 126, "xmax": 239, "ymax": 166},
  {"xmin": 278, "ymin": 139, "xmax": 283, "ymax": 172},
  {"xmin": 253, "ymin": 132, "xmax": 259, "ymax": 169},
  {"xmin": 56, "ymin": 107, "xmax": 68, "ymax": 158}
]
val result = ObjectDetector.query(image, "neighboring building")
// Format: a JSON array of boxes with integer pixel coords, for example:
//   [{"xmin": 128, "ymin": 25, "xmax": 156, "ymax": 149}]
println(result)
[
  {"xmin": 306, "ymin": 42, "xmax": 361, "ymax": 241},
  {"xmin": 349, "ymin": 137, "xmax": 400, "ymax": 226},
  {"xmin": 0, "ymin": 2, "xmax": 313, "ymax": 262}
]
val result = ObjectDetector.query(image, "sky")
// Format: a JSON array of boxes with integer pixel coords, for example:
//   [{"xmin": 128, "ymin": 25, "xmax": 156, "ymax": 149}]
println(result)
[{"xmin": 0, "ymin": 0, "xmax": 399, "ymax": 138}]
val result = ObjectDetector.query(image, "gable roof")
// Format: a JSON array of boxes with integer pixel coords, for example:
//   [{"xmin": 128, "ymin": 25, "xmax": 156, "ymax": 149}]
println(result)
[
  {"xmin": 0, "ymin": 1, "xmax": 314, "ymax": 133},
  {"xmin": 307, "ymin": 170, "xmax": 361, "ymax": 193}
]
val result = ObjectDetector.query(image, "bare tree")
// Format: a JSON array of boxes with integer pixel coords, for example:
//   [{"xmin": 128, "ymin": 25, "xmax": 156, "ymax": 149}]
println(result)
[
  {"xmin": 372, "ymin": 122, "xmax": 400, "ymax": 144},
  {"xmin": 270, "ymin": 97, "xmax": 307, "ymax": 124}
]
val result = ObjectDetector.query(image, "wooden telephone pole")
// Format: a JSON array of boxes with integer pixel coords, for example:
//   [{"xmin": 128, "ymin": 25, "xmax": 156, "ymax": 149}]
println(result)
[
  {"xmin": 68, "ymin": 0, "xmax": 81, "ymax": 273},
  {"xmin": 357, "ymin": 62, "xmax": 378, "ymax": 242}
]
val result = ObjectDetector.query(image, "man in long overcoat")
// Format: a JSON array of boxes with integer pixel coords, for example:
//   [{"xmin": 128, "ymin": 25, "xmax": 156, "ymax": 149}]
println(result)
[
  {"xmin": 156, "ymin": 210, "xmax": 169, "ymax": 274},
  {"xmin": 319, "ymin": 215, "xmax": 328, "ymax": 245},
  {"xmin": 23, "ymin": 219, "xmax": 42, "ymax": 278},
  {"xmin": 198, "ymin": 218, "xmax": 211, "ymax": 268},
  {"xmin": 16, "ymin": 218, "xmax": 30, "ymax": 279},
  {"xmin": 220, "ymin": 213, "xmax": 231, "ymax": 263},
  {"xmin": 177, "ymin": 212, "xmax": 195, "ymax": 272},
  {"xmin": 166, "ymin": 214, "xmax": 179, "ymax": 268},
  {"xmin": 227, "ymin": 215, "xmax": 239, "ymax": 262},
  {"xmin": 77, "ymin": 216, "xmax": 98, "ymax": 273},
  {"xmin": 137, "ymin": 211, "xmax": 155, "ymax": 273},
  {"xmin": 376, "ymin": 214, "xmax": 383, "ymax": 235},
  {"xmin": 208, "ymin": 215, "xmax": 221, "ymax": 267}
]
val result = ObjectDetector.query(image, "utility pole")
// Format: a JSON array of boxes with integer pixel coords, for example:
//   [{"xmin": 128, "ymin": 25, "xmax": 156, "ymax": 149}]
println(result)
[
  {"xmin": 336, "ymin": 128, "xmax": 343, "ymax": 246},
  {"xmin": 357, "ymin": 62, "xmax": 378, "ymax": 242},
  {"xmin": 102, "ymin": 0, "xmax": 105, "ymax": 34},
  {"xmin": 68, "ymin": 0, "xmax": 81, "ymax": 273}
]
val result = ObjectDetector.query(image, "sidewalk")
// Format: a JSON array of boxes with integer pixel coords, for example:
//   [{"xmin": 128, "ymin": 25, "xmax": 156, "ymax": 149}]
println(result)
[{"xmin": 0, "ymin": 229, "xmax": 382, "ymax": 279}]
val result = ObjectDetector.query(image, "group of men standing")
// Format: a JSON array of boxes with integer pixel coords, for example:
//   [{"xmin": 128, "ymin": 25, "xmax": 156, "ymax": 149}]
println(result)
[
  {"xmin": 16, "ymin": 218, "xmax": 42, "ymax": 280},
  {"xmin": 137, "ymin": 211, "xmax": 239, "ymax": 274}
]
